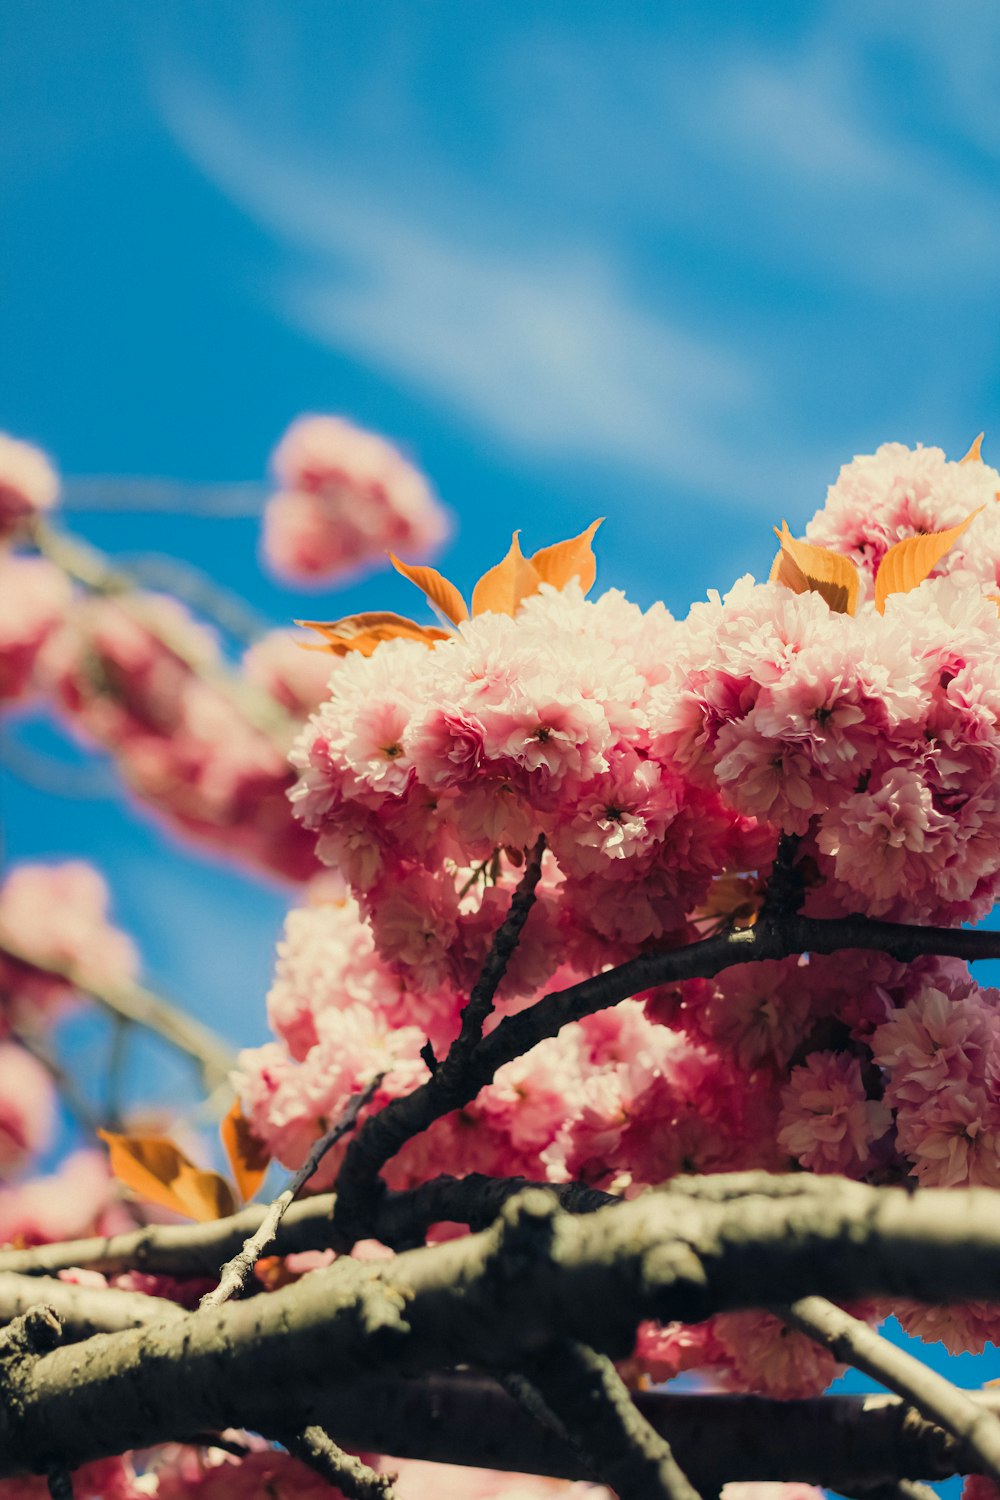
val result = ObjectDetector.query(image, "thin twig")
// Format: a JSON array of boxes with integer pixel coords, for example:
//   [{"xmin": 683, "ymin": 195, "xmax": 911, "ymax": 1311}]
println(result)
[
  {"xmin": 784, "ymin": 1296, "xmax": 1000, "ymax": 1485},
  {"xmin": 13, "ymin": 1028, "xmax": 105, "ymax": 1137},
  {"xmin": 332, "ymin": 838, "xmax": 546, "ymax": 1241},
  {"xmin": 282, "ymin": 1425, "xmax": 396, "ymax": 1499},
  {"xmin": 200, "ymin": 1075, "xmax": 384, "ymax": 1310},
  {"xmin": 0, "ymin": 930, "xmax": 235, "ymax": 1090}
]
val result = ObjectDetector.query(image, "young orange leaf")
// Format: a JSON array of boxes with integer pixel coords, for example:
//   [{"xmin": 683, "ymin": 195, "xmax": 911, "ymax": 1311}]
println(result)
[
  {"xmin": 98, "ymin": 1129, "xmax": 236, "ymax": 1222},
  {"xmin": 530, "ymin": 518, "xmax": 604, "ymax": 595},
  {"xmin": 961, "ymin": 433, "xmax": 985, "ymax": 464},
  {"xmin": 471, "ymin": 532, "xmax": 542, "ymax": 617},
  {"xmin": 874, "ymin": 508, "xmax": 985, "ymax": 615},
  {"xmin": 770, "ymin": 522, "xmax": 860, "ymax": 615},
  {"xmin": 389, "ymin": 557, "xmax": 469, "ymax": 625},
  {"xmin": 297, "ymin": 612, "xmax": 451, "ymax": 657},
  {"xmin": 220, "ymin": 1100, "xmax": 270, "ymax": 1204}
]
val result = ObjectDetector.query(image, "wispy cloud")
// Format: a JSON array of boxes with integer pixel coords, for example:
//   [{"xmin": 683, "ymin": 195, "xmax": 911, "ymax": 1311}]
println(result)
[
  {"xmin": 154, "ymin": 4, "xmax": 1000, "ymax": 515},
  {"xmin": 157, "ymin": 77, "xmax": 767, "ymax": 498}
]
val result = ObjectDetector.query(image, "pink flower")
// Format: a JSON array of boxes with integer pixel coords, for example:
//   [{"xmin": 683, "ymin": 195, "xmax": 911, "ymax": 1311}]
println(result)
[
  {"xmin": 805, "ymin": 441, "xmax": 1000, "ymax": 601},
  {"xmin": 712, "ymin": 1309, "xmax": 842, "ymax": 1398},
  {"xmin": 241, "ymin": 629, "xmax": 333, "ymax": 719},
  {"xmin": 895, "ymin": 1086, "xmax": 1000, "ymax": 1188},
  {"xmin": 0, "ymin": 1150, "xmax": 123, "ymax": 1247},
  {"xmin": 778, "ymin": 1052, "xmax": 890, "ymax": 1176},
  {"xmin": 0, "ymin": 861, "xmax": 138, "ymax": 1024},
  {"xmin": 0, "ymin": 1044, "xmax": 56, "ymax": 1180},
  {"xmin": 0, "ymin": 554, "xmax": 71, "ymax": 703},
  {"xmin": 872, "ymin": 985, "xmax": 992, "ymax": 1106},
  {"xmin": 895, "ymin": 1298, "xmax": 1000, "ymax": 1356},
  {"xmin": 0, "ymin": 433, "xmax": 58, "ymax": 539},
  {"xmin": 262, "ymin": 415, "xmax": 449, "ymax": 586},
  {"xmin": 816, "ymin": 764, "xmax": 953, "ymax": 916}
]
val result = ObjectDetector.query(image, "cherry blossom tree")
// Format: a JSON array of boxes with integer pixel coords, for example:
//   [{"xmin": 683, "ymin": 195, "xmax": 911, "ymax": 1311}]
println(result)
[{"xmin": 1, "ymin": 423, "xmax": 1000, "ymax": 1499}]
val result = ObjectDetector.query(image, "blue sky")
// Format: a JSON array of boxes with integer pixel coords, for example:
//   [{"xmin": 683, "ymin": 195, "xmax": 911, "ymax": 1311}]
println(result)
[{"xmin": 3, "ymin": 0, "xmax": 1000, "ymax": 1415}]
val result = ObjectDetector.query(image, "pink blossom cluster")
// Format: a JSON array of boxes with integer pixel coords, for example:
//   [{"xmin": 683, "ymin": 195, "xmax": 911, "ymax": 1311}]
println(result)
[
  {"xmin": 656, "ymin": 570, "xmax": 1000, "ymax": 923},
  {"xmin": 0, "ymin": 432, "xmax": 58, "ymax": 542},
  {"xmin": 290, "ymin": 583, "xmax": 755, "ymax": 979},
  {"xmin": 262, "ymin": 415, "xmax": 449, "ymax": 587},
  {"xmin": 0, "ymin": 1442, "xmax": 824, "ymax": 1500},
  {"xmin": 805, "ymin": 441, "xmax": 1000, "ymax": 601},
  {"xmin": 0, "ymin": 862, "xmax": 138, "ymax": 1025},
  {"xmin": 0, "ymin": 553, "xmax": 71, "ymax": 704},
  {"xmin": 40, "ymin": 599, "xmax": 324, "ymax": 881}
]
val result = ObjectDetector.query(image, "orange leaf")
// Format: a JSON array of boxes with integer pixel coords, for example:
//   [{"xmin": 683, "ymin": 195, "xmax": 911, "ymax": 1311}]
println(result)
[
  {"xmin": 98, "ymin": 1129, "xmax": 236, "ymax": 1222},
  {"xmin": 220, "ymin": 1100, "xmax": 270, "ymax": 1204},
  {"xmin": 961, "ymin": 433, "xmax": 985, "ymax": 464},
  {"xmin": 389, "ymin": 557, "xmax": 469, "ymax": 625},
  {"xmin": 874, "ymin": 508, "xmax": 985, "ymax": 615},
  {"xmin": 297, "ymin": 612, "xmax": 451, "ymax": 657},
  {"xmin": 471, "ymin": 532, "xmax": 542, "ymax": 617},
  {"xmin": 530, "ymin": 518, "xmax": 604, "ymax": 595},
  {"xmin": 770, "ymin": 522, "xmax": 860, "ymax": 615}
]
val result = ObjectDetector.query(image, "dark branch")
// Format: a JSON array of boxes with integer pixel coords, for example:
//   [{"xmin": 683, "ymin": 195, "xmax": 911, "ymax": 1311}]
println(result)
[
  {"xmin": 784, "ymin": 1296, "xmax": 1000, "ymax": 1484},
  {"xmin": 281, "ymin": 1425, "xmax": 396, "ymax": 1499},
  {"xmin": 523, "ymin": 1340, "xmax": 702, "ymax": 1500},
  {"xmin": 7, "ymin": 1179, "xmax": 1000, "ymax": 1474},
  {"xmin": 332, "ymin": 840, "xmax": 547, "ymax": 1241},
  {"xmin": 201, "ymin": 1075, "xmax": 384, "ymax": 1309}
]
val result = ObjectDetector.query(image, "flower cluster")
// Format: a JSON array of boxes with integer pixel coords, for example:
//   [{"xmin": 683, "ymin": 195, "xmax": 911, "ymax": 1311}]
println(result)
[
  {"xmin": 290, "ymin": 580, "xmax": 752, "ymax": 980},
  {"xmin": 41, "ymin": 599, "xmax": 324, "ymax": 881},
  {"xmin": 262, "ymin": 415, "xmax": 449, "ymax": 586},
  {"xmin": 656, "ymin": 570, "xmax": 1000, "ymax": 923},
  {"xmin": 0, "ymin": 432, "xmax": 58, "ymax": 542},
  {"xmin": 0, "ymin": 553, "xmax": 71, "ymax": 704}
]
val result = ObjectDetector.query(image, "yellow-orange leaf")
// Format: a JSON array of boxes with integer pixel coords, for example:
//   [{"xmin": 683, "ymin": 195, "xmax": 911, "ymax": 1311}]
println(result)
[
  {"xmin": 297, "ymin": 612, "xmax": 451, "ymax": 657},
  {"xmin": 770, "ymin": 522, "xmax": 860, "ymax": 615},
  {"xmin": 471, "ymin": 532, "xmax": 542, "ymax": 617},
  {"xmin": 530, "ymin": 518, "xmax": 604, "ymax": 595},
  {"xmin": 874, "ymin": 508, "xmax": 985, "ymax": 615},
  {"xmin": 961, "ymin": 433, "xmax": 985, "ymax": 464},
  {"xmin": 98, "ymin": 1129, "xmax": 236, "ymax": 1222},
  {"xmin": 987, "ymin": 595, "xmax": 1000, "ymax": 615},
  {"xmin": 389, "ymin": 557, "xmax": 469, "ymax": 625},
  {"xmin": 220, "ymin": 1100, "xmax": 270, "ymax": 1204}
]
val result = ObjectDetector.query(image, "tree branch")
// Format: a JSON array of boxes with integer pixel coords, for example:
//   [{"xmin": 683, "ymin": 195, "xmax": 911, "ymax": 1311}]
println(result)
[
  {"xmin": 0, "ymin": 1173, "xmax": 620, "ymax": 1278},
  {"xmin": 326, "ymin": 912, "xmax": 1000, "ymax": 1245},
  {"xmin": 0, "ymin": 932, "xmax": 235, "ymax": 1091},
  {"xmin": 6, "ymin": 1179, "xmax": 1000, "ymax": 1473},
  {"xmin": 280, "ymin": 1426, "xmax": 396, "ymax": 1500},
  {"xmin": 522, "ymin": 1340, "xmax": 702, "ymax": 1500},
  {"xmin": 200, "ymin": 1076, "xmax": 384, "ymax": 1310},
  {"xmin": 332, "ymin": 841, "xmax": 547, "ymax": 1240},
  {"xmin": 784, "ymin": 1295, "xmax": 1000, "ymax": 1484}
]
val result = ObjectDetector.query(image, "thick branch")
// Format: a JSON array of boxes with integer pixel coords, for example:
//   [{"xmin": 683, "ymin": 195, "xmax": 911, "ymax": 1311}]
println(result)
[
  {"xmin": 785, "ymin": 1296, "xmax": 1000, "ymax": 1484},
  {"xmin": 0, "ymin": 1273, "xmax": 182, "ymax": 1341},
  {"xmin": 6, "ymin": 1179, "xmax": 1000, "ymax": 1472},
  {"xmin": 523, "ymin": 1340, "xmax": 701, "ymax": 1500}
]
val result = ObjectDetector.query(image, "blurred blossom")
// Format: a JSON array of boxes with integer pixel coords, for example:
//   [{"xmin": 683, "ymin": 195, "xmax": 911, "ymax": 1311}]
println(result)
[
  {"xmin": 0, "ymin": 433, "xmax": 58, "ymax": 542},
  {"xmin": 261, "ymin": 415, "xmax": 449, "ymax": 586}
]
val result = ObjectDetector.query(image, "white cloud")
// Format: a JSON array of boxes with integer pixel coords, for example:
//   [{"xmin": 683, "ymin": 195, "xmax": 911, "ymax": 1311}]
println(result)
[{"xmin": 157, "ymin": 77, "xmax": 766, "ymax": 497}]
